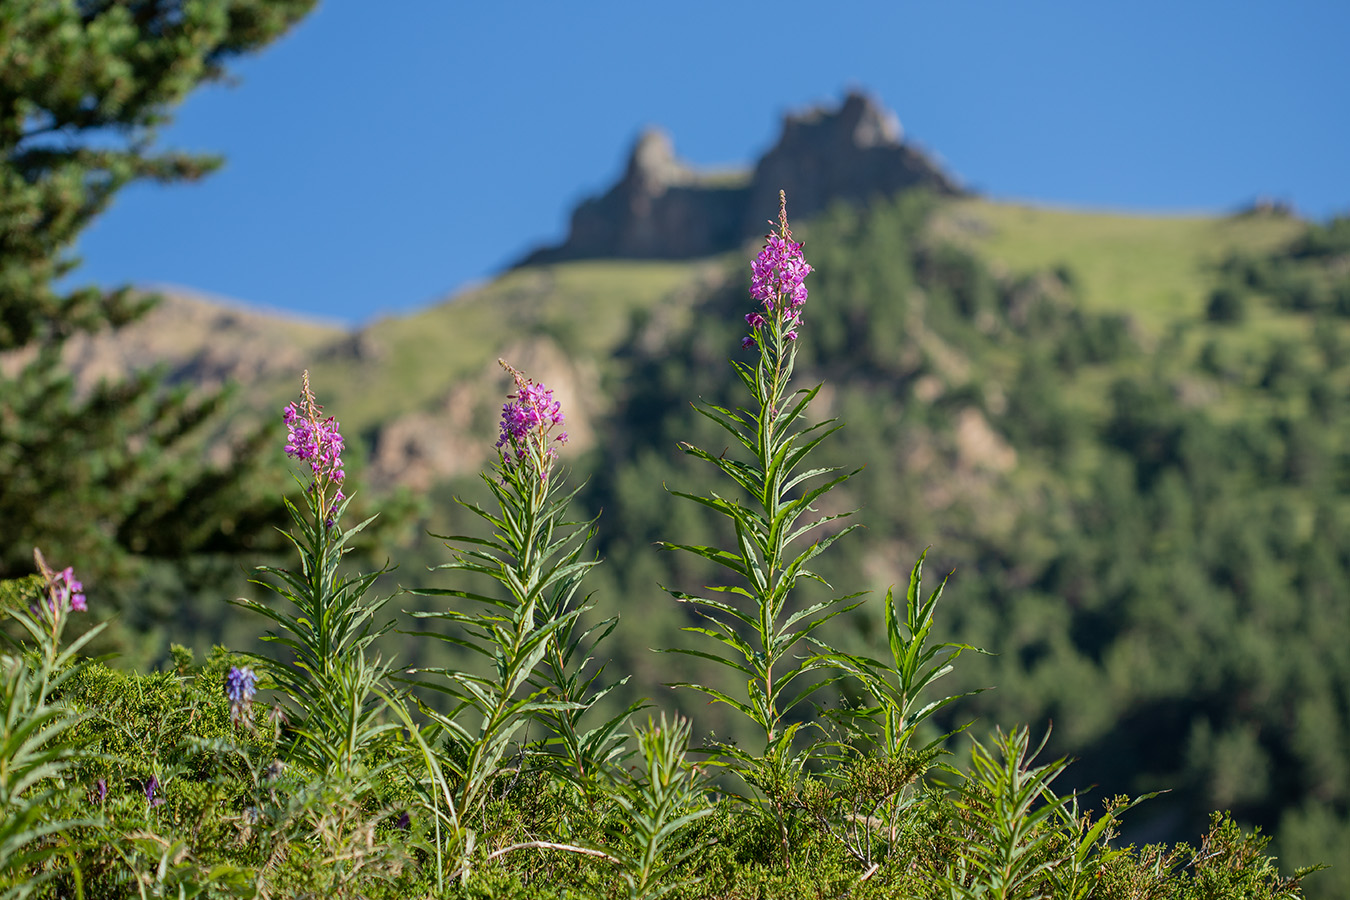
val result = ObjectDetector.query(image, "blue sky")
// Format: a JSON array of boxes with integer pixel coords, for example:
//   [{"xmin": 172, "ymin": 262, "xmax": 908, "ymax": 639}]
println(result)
[{"xmin": 69, "ymin": 1, "xmax": 1350, "ymax": 325}]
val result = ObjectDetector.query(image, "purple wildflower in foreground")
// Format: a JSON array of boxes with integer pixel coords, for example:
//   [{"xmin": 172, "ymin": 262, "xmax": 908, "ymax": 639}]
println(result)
[
  {"xmin": 144, "ymin": 776, "xmax": 164, "ymax": 807},
  {"xmin": 495, "ymin": 360, "xmax": 567, "ymax": 474},
  {"xmin": 225, "ymin": 666, "xmax": 258, "ymax": 725},
  {"xmin": 33, "ymin": 548, "xmax": 86, "ymax": 614},
  {"xmin": 744, "ymin": 190, "xmax": 811, "ymax": 347},
  {"xmin": 284, "ymin": 370, "xmax": 346, "ymax": 525},
  {"xmin": 52, "ymin": 567, "xmax": 86, "ymax": 612},
  {"xmin": 93, "ymin": 778, "xmax": 107, "ymax": 805}
]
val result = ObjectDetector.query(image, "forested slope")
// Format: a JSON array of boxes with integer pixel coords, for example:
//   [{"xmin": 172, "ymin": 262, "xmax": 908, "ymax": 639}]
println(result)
[{"xmin": 536, "ymin": 196, "xmax": 1350, "ymax": 892}]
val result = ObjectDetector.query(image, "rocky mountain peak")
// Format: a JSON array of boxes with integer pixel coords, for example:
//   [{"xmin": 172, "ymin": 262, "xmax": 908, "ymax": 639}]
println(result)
[
  {"xmin": 623, "ymin": 127, "xmax": 689, "ymax": 191},
  {"xmin": 518, "ymin": 91, "xmax": 961, "ymax": 266},
  {"xmin": 787, "ymin": 90, "xmax": 904, "ymax": 149}
]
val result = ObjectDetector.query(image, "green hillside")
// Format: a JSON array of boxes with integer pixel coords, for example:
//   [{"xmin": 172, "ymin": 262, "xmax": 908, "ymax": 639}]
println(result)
[
  {"xmin": 231, "ymin": 195, "xmax": 1308, "ymax": 467},
  {"xmin": 934, "ymin": 198, "xmax": 1304, "ymax": 333},
  {"xmin": 302, "ymin": 261, "xmax": 714, "ymax": 433}
]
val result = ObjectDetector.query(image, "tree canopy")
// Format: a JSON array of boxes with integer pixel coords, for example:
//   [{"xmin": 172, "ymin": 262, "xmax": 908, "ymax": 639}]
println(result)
[{"xmin": 0, "ymin": 1, "xmax": 316, "ymax": 581}]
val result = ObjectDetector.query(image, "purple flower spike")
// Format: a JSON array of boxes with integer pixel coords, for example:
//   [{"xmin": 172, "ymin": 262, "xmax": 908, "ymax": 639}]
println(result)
[
  {"xmin": 225, "ymin": 666, "xmax": 258, "ymax": 725},
  {"xmin": 93, "ymin": 778, "xmax": 107, "ymax": 805},
  {"xmin": 495, "ymin": 360, "xmax": 568, "ymax": 476},
  {"xmin": 33, "ymin": 549, "xmax": 87, "ymax": 614},
  {"xmin": 744, "ymin": 191, "xmax": 811, "ymax": 349},
  {"xmin": 750, "ymin": 232, "xmax": 812, "ymax": 312},
  {"xmin": 54, "ymin": 567, "xmax": 86, "ymax": 612},
  {"xmin": 284, "ymin": 371, "xmax": 347, "ymax": 525},
  {"xmin": 144, "ymin": 776, "xmax": 164, "ymax": 807}
]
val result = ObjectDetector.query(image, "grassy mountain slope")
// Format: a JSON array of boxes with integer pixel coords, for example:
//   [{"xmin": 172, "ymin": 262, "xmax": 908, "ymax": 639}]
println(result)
[
  {"xmin": 303, "ymin": 261, "xmax": 714, "ymax": 432},
  {"xmin": 935, "ymin": 198, "xmax": 1304, "ymax": 332}
]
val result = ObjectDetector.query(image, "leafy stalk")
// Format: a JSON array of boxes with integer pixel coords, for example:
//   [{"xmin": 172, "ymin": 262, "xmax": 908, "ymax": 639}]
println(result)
[
  {"xmin": 409, "ymin": 361, "xmax": 635, "ymax": 877},
  {"xmin": 609, "ymin": 714, "xmax": 714, "ymax": 900},
  {"xmin": 943, "ymin": 726, "xmax": 1072, "ymax": 900},
  {"xmin": 0, "ymin": 566, "xmax": 104, "ymax": 898},
  {"xmin": 815, "ymin": 549, "xmax": 987, "ymax": 867},
  {"xmin": 659, "ymin": 194, "xmax": 860, "ymax": 864},
  {"xmin": 837, "ymin": 549, "xmax": 985, "ymax": 758},
  {"xmin": 235, "ymin": 373, "xmax": 401, "ymax": 780}
]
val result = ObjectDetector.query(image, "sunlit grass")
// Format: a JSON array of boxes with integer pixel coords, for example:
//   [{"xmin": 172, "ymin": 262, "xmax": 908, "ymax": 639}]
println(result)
[
  {"xmin": 296, "ymin": 259, "xmax": 716, "ymax": 432},
  {"xmin": 933, "ymin": 197, "xmax": 1304, "ymax": 336}
]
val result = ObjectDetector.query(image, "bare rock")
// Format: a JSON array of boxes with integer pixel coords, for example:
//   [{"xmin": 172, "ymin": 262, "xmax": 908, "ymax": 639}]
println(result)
[
  {"xmin": 521, "ymin": 128, "xmax": 749, "ymax": 264},
  {"xmin": 743, "ymin": 91, "xmax": 960, "ymax": 237},
  {"xmin": 953, "ymin": 407, "xmax": 1017, "ymax": 473},
  {"xmin": 517, "ymin": 91, "xmax": 963, "ymax": 266},
  {"xmin": 365, "ymin": 337, "xmax": 598, "ymax": 491}
]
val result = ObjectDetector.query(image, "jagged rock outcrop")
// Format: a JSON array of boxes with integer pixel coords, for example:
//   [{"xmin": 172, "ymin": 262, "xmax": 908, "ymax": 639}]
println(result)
[
  {"xmin": 518, "ymin": 91, "xmax": 961, "ymax": 266},
  {"xmin": 522, "ymin": 129, "xmax": 751, "ymax": 263},
  {"xmin": 741, "ymin": 92, "xmax": 961, "ymax": 233}
]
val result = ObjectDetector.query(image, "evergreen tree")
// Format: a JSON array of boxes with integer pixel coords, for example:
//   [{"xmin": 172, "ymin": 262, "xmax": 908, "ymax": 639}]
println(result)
[{"xmin": 0, "ymin": 1, "xmax": 317, "ymax": 581}]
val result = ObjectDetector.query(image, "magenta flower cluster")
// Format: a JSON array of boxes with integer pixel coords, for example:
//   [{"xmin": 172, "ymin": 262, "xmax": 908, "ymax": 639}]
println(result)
[
  {"xmin": 743, "ymin": 194, "xmax": 811, "ymax": 350},
  {"xmin": 496, "ymin": 368, "xmax": 568, "ymax": 468},
  {"xmin": 283, "ymin": 372, "xmax": 346, "ymax": 524},
  {"xmin": 51, "ymin": 566, "xmax": 86, "ymax": 612},
  {"xmin": 283, "ymin": 404, "xmax": 346, "ymax": 484},
  {"xmin": 750, "ymin": 232, "xmax": 812, "ymax": 313},
  {"xmin": 33, "ymin": 549, "xmax": 86, "ymax": 615}
]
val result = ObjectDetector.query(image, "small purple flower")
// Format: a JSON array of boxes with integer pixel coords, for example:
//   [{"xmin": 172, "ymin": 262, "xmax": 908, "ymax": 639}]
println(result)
[
  {"xmin": 33, "ymin": 549, "xmax": 86, "ymax": 615},
  {"xmin": 93, "ymin": 778, "xmax": 107, "ymax": 805},
  {"xmin": 225, "ymin": 666, "xmax": 257, "ymax": 725},
  {"xmin": 741, "ymin": 336, "xmax": 757, "ymax": 350},
  {"xmin": 52, "ymin": 567, "xmax": 86, "ymax": 612},
  {"xmin": 144, "ymin": 776, "xmax": 164, "ymax": 807},
  {"xmin": 396, "ymin": 811, "xmax": 411, "ymax": 831},
  {"xmin": 495, "ymin": 360, "xmax": 567, "ymax": 474}
]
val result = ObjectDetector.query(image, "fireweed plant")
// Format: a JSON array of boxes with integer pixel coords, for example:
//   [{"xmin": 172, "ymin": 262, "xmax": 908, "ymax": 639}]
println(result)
[
  {"xmin": 0, "ymin": 553, "xmax": 102, "ymax": 898},
  {"xmin": 234, "ymin": 371, "xmax": 401, "ymax": 780},
  {"xmin": 806, "ymin": 550, "xmax": 988, "ymax": 870},
  {"xmin": 608, "ymin": 714, "xmax": 714, "ymax": 900},
  {"xmin": 226, "ymin": 372, "xmax": 416, "ymax": 897},
  {"xmin": 407, "ymin": 361, "xmax": 640, "ymax": 881},
  {"xmin": 658, "ymin": 192, "xmax": 866, "ymax": 855}
]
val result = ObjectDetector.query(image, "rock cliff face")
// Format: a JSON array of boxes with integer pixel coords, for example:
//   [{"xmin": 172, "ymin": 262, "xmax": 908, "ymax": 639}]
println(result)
[{"xmin": 518, "ymin": 92, "xmax": 961, "ymax": 266}]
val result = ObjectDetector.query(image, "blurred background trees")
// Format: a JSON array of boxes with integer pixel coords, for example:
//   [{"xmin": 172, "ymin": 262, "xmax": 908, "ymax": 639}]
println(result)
[{"xmin": 0, "ymin": 1, "xmax": 317, "ymax": 647}]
